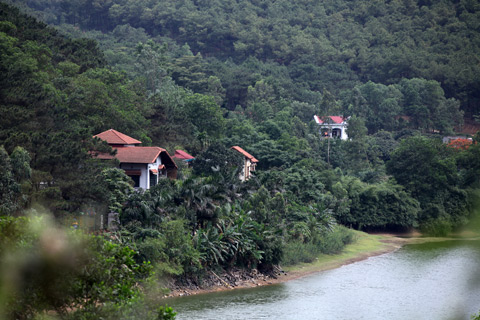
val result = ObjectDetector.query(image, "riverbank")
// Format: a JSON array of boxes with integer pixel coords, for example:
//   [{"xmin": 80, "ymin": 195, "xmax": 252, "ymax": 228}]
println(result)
[{"xmin": 165, "ymin": 231, "xmax": 413, "ymax": 297}]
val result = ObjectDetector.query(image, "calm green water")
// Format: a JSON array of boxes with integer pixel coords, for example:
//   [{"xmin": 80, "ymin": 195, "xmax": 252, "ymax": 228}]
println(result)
[{"xmin": 165, "ymin": 240, "xmax": 480, "ymax": 320}]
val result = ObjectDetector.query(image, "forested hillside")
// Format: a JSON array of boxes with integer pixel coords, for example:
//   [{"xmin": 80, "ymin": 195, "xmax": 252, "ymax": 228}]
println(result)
[
  {"xmin": 6, "ymin": 0, "xmax": 480, "ymax": 120},
  {"xmin": 1, "ymin": 1, "xmax": 480, "ymax": 317}
]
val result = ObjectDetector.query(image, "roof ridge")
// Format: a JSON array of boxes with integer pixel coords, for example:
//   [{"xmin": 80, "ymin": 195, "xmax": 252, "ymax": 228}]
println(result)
[
  {"xmin": 94, "ymin": 129, "xmax": 142, "ymax": 145},
  {"xmin": 231, "ymin": 146, "xmax": 259, "ymax": 162}
]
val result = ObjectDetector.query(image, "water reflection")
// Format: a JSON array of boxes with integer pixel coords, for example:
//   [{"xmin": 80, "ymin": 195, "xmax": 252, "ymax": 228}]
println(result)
[{"xmin": 166, "ymin": 240, "xmax": 480, "ymax": 320}]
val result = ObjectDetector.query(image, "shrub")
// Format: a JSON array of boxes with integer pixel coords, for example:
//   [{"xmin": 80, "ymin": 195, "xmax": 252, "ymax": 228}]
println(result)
[
  {"xmin": 419, "ymin": 217, "xmax": 453, "ymax": 237},
  {"xmin": 318, "ymin": 225, "xmax": 356, "ymax": 255},
  {"xmin": 281, "ymin": 226, "xmax": 356, "ymax": 266},
  {"xmin": 0, "ymin": 215, "xmax": 155, "ymax": 319},
  {"xmin": 281, "ymin": 241, "xmax": 320, "ymax": 266}
]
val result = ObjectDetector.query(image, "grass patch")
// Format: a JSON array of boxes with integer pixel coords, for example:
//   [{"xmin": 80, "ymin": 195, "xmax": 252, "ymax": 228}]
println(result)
[
  {"xmin": 282, "ymin": 226, "xmax": 357, "ymax": 266},
  {"xmin": 282, "ymin": 230, "xmax": 396, "ymax": 275}
]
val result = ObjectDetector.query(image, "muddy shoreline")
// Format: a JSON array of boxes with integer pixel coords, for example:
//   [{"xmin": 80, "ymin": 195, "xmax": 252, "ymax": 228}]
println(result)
[{"xmin": 165, "ymin": 232, "xmax": 412, "ymax": 298}]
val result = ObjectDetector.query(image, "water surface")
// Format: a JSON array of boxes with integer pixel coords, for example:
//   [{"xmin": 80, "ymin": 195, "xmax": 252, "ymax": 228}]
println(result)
[{"xmin": 166, "ymin": 240, "xmax": 480, "ymax": 320}]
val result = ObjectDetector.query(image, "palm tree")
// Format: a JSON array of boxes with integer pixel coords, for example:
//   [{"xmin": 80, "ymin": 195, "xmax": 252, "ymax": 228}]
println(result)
[{"xmin": 177, "ymin": 177, "xmax": 220, "ymax": 228}]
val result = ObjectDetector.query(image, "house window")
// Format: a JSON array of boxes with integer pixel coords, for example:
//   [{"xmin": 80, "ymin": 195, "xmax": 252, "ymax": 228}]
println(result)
[
  {"xmin": 129, "ymin": 175, "xmax": 140, "ymax": 188},
  {"xmin": 150, "ymin": 173, "xmax": 157, "ymax": 187},
  {"xmin": 332, "ymin": 128, "xmax": 341, "ymax": 138},
  {"xmin": 124, "ymin": 170, "xmax": 141, "ymax": 188}
]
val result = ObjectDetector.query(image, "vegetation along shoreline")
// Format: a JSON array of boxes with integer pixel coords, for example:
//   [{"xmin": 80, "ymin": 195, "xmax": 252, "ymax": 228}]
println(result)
[{"xmin": 165, "ymin": 231, "xmax": 428, "ymax": 297}]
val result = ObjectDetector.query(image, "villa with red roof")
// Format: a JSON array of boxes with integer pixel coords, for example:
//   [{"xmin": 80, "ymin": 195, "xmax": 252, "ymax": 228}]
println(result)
[
  {"xmin": 93, "ymin": 129, "xmax": 177, "ymax": 189},
  {"xmin": 313, "ymin": 115, "xmax": 349, "ymax": 140},
  {"xmin": 231, "ymin": 146, "xmax": 258, "ymax": 181}
]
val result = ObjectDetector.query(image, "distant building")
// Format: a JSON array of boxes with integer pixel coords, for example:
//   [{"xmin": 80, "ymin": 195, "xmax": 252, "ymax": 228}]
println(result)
[
  {"xmin": 231, "ymin": 146, "xmax": 258, "ymax": 181},
  {"xmin": 442, "ymin": 136, "xmax": 472, "ymax": 144},
  {"xmin": 173, "ymin": 149, "xmax": 195, "ymax": 164},
  {"xmin": 93, "ymin": 129, "xmax": 177, "ymax": 189},
  {"xmin": 443, "ymin": 136, "xmax": 473, "ymax": 150},
  {"xmin": 314, "ymin": 115, "xmax": 349, "ymax": 140}
]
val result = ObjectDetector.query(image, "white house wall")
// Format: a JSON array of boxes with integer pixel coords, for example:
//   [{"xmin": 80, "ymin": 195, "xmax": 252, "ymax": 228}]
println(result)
[
  {"xmin": 245, "ymin": 158, "xmax": 251, "ymax": 180},
  {"xmin": 340, "ymin": 126, "xmax": 348, "ymax": 140},
  {"xmin": 319, "ymin": 124, "xmax": 348, "ymax": 140},
  {"xmin": 239, "ymin": 158, "xmax": 255, "ymax": 182},
  {"xmin": 120, "ymin": 163, "xmax": 148, "ymax": 189},
  {"xmin": 147, "ymin": 157, "xmax": 164, "ymax": 188},
  {"xmin": 120, "ymin": 156, "xmax": 167, "ymax": 190}
]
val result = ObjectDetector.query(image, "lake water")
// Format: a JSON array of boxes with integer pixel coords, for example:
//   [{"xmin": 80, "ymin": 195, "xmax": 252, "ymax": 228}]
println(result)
[{"xmin": 166, "ymin": 240, "xmax": 480, "ymax": 320}]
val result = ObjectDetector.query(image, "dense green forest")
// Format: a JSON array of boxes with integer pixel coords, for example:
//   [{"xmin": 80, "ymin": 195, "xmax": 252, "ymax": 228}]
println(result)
[
  {"xmin": 5, "ymin": 0, "xmax": 480, "ymax": 119},
  {"xmin": 1, "ymin": 1, "xmax": 480, "ymax": 318}
]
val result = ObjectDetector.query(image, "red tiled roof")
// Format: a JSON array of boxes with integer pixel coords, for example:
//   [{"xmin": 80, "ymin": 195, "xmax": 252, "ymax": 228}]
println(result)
[
  {"xmin": 231, "ymin": 146, "xmax": 259, "ymax": 163},
  {"xmin": 173, "ymin": 149, "xmax": 195, "ymax": 160},
  {"xmin": 94, "ymin": 129, "xmax": 141, "ymax": 145},
  {"xmin": 114, "ymin": 147, "xmax": 164, "ymax": 164},
  {"xmin": 314, "ymin": 115, "xmax": 345, "ymax": 124},
  {"xmin": 91, "ymin": 147, "xmax": 165, "ymax": 163}
]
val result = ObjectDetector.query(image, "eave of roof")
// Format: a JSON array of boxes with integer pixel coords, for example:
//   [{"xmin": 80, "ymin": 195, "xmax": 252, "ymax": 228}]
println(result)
[{"xmin": 231, "ymin": 146, "xmax": 259, "ymax": 163}]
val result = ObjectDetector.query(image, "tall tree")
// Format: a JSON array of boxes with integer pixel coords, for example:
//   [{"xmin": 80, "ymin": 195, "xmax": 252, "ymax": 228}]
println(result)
[{"xmin": 386, "ymin": 135, "xmax": 467, "ymax": 227}]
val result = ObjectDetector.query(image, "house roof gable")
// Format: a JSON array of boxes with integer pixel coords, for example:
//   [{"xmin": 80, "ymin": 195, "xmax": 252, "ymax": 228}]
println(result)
[
  {"xmin": 314, "ymin": 115, "xmax": 346, "ymax": 125},
  {"xmin": 94, "ymin": 129, "xmax": 142, "ymax": 145},
  {"xmin": 231, "ymin": 146, "xmax": 259, "ymax": 163},
  {"xmin": 173, "ymin": 149, "xmax": 195, "ymax": 160}
]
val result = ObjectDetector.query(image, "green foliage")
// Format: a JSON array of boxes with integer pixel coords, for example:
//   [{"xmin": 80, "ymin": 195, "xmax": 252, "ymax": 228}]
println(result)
[
  {"xmin": 0, "ymin": 146, "xmax": 32, "ymax": 215},
  {"xmin": 472, "ymin": 311, "xmax": 480, "ymax": 320},
  {"xmin": 192, "ymin": 142, "xmax": 243, "ymax": 177},
  {"xmin": 184, "ymin": 93, "xmax": 226, "ymax": 143},
  {"xmin": 14, "ymin": 0, "xmax": 480, "ymax": 119},
  {"xmin": 101, "ymin": 167, "xmax": 134, "ymax": 213},
  {"xmin": 0, "ymin": 215, "xmax": 154, "ymax": 319},
  {"xmin": 156, "ymin": 305, "xmax": 177, "ymax": 320},
  {"xmin": 387, "ymin": 135, "xmax": 469, "ymax": 230},
  {"xmin": 160, "ymin": 220, "xmax": 201, "ymax": 275},
  {"xmin": 282, "ymin": 226, "xmax": 355, "ymax": 266},
  {"xmin": 122, "ymin": 190, "xmax": 166, "ymax": 229},
  {"xmin": 193, "ymin": 213, "xmax": 265, "ymax": 269},
  {"xmin": 0, "ymin": 215, "xmax": 37, "ymax": 256},
  {"xmin": 318, "ymin": 225, "xmax": 356, "ymax": 254},
  {"xmin": 457, "ymin": 135, "xmax": 480, "ymax": 188},
  {"xmin": 346, "ymin": 116, "xmax": 368, "ymax": 140},
  {"xmin": 346, "ymin": 82, "xmax": 403, "ymax": 134},
  {"xmin": 396, "ymin": 78, "xmax": 464, "ymax": 134},
  {"xmin": 342, "ymin": 180, "xmax": 420, "ymax": 230},
  {"xmin": 387, "ymin": 136, "xmax": 450, "ymax": 198},
  {"xmin": 419, "ymin": 217, "xmax": 453, "ymax": 237},
  {"xmin": 74, "ymin": 236, "xmax": 152, "ymax": 309},
  {"xmin": 282, "ymin": 241, "xmax": 320, "ymax": 266},
  {"xmin": 0, "ymin": 146, "xmax": 20, "ymax": 215}
]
